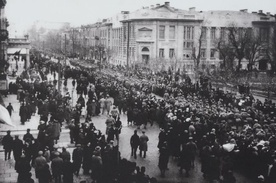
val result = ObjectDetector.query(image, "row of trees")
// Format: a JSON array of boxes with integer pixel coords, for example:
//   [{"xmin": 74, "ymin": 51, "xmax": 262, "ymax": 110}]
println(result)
[{"xmin": 214, "ymin": 23, "xmax": 276, "ymax": 73}]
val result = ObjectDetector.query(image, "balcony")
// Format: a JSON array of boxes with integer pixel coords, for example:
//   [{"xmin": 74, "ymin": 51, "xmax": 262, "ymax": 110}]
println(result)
[{"xmin": 0, "ymin": 29, "xmax": 8, "ymax": 41}]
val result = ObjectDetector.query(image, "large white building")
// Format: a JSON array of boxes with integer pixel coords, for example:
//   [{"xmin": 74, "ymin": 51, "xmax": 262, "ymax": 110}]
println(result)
[{"xmin": 73, "ymin": 2, "xmax": 276, "ymax": 73}]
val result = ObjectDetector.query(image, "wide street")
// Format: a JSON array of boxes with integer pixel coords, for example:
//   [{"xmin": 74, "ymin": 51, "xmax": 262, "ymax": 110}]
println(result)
[{"xmin": 0, "ymin": 73, "xmax": 253, "ymax": 183}]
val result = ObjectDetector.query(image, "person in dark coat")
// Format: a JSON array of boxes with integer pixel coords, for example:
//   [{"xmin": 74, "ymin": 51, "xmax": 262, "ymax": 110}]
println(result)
[
  {"xmin": 13, "ymin": 135, "xmax": 24, "ymax": 162},
  {"xmin": 91, "ymin": 151, "xmax": 103, "ymax": 182},
  {"xmin": 158, "ymin": 141, "xmax": 170, "ymax": 177},
  {"xmin": 114, "ymin": 117, "xmax": 122, "ymax": 140},
  {"xmin": 19, "ymin": 103, "xmax": 28, "ymax": 125},
  {"xmin": 38, "ymin": 163, "xmax": 52, "ymax": 183},
  {"xmin": 83, "ymin": 143, "xmax": 93, "ymax": 175},
  {"xmin": 62, "ymin": 159, "xmax": 75, "ymax": 183},
  {"xmin": 179, "ymin": 145, "xmax": 192, "ymax": 177},
  {"xmin": 15, "ymin": 155, "xmax": 32, "ymax": 183},
  {"xmin": 34, "ymin": 151, "xmax": 47, "ymax": 180},
  {"xmin": 60, "ymin": 147, "xmax": 71, "ymax": 162},
  {"xmin": 51, "ymin": 152, "xmax": 63, "ymax": 183},
  {"xmin": 186, "ymin": 137, "xmax": 197, "ymax": 168},
  {"xmin": 6, "ymin": 103, "xmax": 14, "ymax": 116},
  {"xmin": 72, "ymin": 79, "xmax": 76, "ymax": 88},
  {"xmin": 23, "ymin": 128, "xmax": 35, "ymax": 144},
  {"xmin": 2, "ymin": 130, "xmax": 13, "ymax": 160},
  {"xmin": 72, "ymin": 144, "xmax": 83, "ymax": 176},
  {"xmin": 208, "ymin": 154, "xmax": 221, "ymax": 182},
  {"xmin": 130, "ymin": 130, "xmax": 140, "ymax": 159},
  {"xmin": 139, "ymin": 131, "xmax": 149, "ymax": 158}
]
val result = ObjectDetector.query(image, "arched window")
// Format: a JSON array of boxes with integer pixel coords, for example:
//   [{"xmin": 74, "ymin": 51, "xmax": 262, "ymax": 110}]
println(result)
[{"xmin": 141, "ymin": 47, "xmax": 149, "ymax": 52}]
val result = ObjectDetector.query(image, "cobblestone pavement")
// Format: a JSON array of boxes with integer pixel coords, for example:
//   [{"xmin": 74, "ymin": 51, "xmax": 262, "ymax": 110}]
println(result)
[{"xmin": 0, "ymin": 73, "xmax": 255, "ymax": 183}]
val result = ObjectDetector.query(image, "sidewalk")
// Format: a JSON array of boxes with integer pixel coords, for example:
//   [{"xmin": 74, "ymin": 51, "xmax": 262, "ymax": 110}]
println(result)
[{"xmin": 0, "ymin": 94, "xmax": 40, "ymax": 133}]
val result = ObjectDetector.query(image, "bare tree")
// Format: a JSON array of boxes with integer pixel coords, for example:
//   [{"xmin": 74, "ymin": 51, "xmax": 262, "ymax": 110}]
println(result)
[
  {"xmin": 192, "ymin": 27, "xmax": 203, "ymax": 70},
  {"xmin": 227, "ymin": 24, "xmax": 251, "ymax": 71},
  {"xmin": 266, "ymin": 24, "xmax": 276, "ymax": 74},
  {"xmin": 245, "ymin": 34, "xmax": 264, "ymax": 71},
  {"xmin": 215, "ymin": 38, "xmax": 235, "ymax": 70}
]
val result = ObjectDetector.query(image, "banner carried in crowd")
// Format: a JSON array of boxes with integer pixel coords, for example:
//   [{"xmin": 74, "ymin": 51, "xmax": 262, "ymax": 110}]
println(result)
[{"xmin": 0, "ymin": 104, "xmax": 15, "ymax": 127}]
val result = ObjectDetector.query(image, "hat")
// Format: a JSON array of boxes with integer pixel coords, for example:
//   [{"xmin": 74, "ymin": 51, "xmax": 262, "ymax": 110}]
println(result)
[
  {"xmin": 54, "ymin": 152, "xmax": 60, "ymax": 156},
  {"xmin": 95, "ymin": 146, "xmax": 101, "ymax": 151},
  {"xmin": 189, "ymin": 137, "xmax": 193, "ymax": 140},
  {"xmin": 38, "ymin": 151, "xmax": 43, "ymax": 155},
  {"xmin": 76, "ymin": 144, "xmax": 81, "ymax": 147},
  {"xmin": 257, "ymin": 175, "xmax": 264, "ymax": 181},
  {"xmin": 53, "ymin": 144, "xmax": 59, "ymax": 149}
]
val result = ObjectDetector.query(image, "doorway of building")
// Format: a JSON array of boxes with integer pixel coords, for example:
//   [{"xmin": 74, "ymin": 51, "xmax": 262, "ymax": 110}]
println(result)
[
  {"xmin": 141, "ymin": 47, "xmax": 150, "ymax": 64},
  {"xmin": 142, "ymin": 55, "xmax": 149, "ymax": 64}
]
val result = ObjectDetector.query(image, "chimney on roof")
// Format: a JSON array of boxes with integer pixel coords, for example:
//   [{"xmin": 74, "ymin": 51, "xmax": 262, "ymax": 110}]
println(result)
[
  {"xmin": 252, "ymin": 11, "xmax": 257, "ymax": 14},
  {"xmin": 259, "ymin": 10, "xmax": 263, "ymax": 14},
  {"xmin": 240, "ymin": 9, "xmax": 248, "ymax": 13},
  {"xmin": 165, "ymin": 2, "xmax": 170, "ymax": 6},
  {"xmin": 156, "ymin": 4, "xmax": 160, "ymax": 7},
  {"xmin": 267, "ymin": 12, "xmax": 270, "ymax": 16},
  {"xmin": 189, "ymin": 7, "xmax": 196, "ymax": 12}
]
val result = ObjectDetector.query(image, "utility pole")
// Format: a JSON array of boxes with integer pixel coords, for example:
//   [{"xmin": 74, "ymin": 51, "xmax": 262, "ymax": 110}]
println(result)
[
  {"xmin": 99, "ymin": 46, "xmax": 102, "ymax": 72},
  {"xmin": 126, "ymin": 22, "xmax": 130, "ymax": 77},
  {"xmin": 58, "ymin": 58, "xmax": 61, "ymax": 92},
  {"xmin": 72, "ymin": 29, "xmax": 75, "ymax": 56},
  {"xmin": 64, "ymin": 34, "xmax": 67, "ymax": 68}
]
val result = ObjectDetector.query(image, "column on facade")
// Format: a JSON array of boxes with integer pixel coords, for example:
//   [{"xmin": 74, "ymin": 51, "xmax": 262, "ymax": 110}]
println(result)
[{"xmin": 205, "ymin": 27, "xmax": 211, "ymax": 66}]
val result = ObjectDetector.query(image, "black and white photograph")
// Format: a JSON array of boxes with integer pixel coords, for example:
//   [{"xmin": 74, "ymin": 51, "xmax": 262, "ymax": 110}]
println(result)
[{"xmin": 0, "ymin": 0, "xmax": 276, "ymax": 182}]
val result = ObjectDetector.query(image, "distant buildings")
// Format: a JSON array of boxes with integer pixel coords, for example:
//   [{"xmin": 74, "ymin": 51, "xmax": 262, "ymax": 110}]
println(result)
[{"xmin": 68, "ymin": 2, "xmax": 276, "ymax": 73}]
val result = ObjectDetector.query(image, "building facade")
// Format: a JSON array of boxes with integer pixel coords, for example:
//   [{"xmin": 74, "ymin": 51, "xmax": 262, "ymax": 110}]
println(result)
[
  {"xmin": 7, "ymin": 37, "xmax": 31, "ymax": 75},
  {"xmin": 73, "ymin": 2, "xmax": 275, "ymax": 73},
  {"xmin": 0, "ymin": 0, "xmax": 8, "ymax": 73}
]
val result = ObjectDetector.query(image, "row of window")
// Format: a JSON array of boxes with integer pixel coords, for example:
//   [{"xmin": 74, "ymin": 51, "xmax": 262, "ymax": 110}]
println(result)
[
  {"xmin": 159, "ymin": 48, "xmax": 175, "ymax": 58},
  {"xmin": 202, "ymin": 27, "xmax": 269, "ymax": 41},
  {"xmin": 200, "ymin": 49, "xmax": 216, "ymax": 58},
  {"xmin": 113, "ymin": 46, "xmax": 135, "ymax": 57},
  {"xmin": 158, "ymin": 48, "xmax": 217, "ymax": 59},
  {"xmin": 159, "ymin": 25, "xmax": 195, "ymax": 40}
]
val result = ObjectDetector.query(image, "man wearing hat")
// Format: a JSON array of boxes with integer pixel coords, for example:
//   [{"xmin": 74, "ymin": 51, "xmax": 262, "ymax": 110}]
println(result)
[
  {"xmin": 15, "ymin": 154, "xmax": 32, "ymax": 183},
  {"xmin": 51, "ymin": 152, "xmax": 63, "ymax": 183},
  {"xmin": 2, "ymin": 130, "xmax": 13, "ymax": 160},
  {"xmin": 130, "ymin": 130, "xmax": 140, "ymax": 159},
  {"xmin": 139, "ymin": 131, "xmax": 149, "ymax": 158},
  {"xmin": 34, "ymin": 151, "xmax": 47, "ymax": 180},
  {"xmin": 12, "ymin": 135, "xmax": 24, "ymax": 162},
  {"xmin": 72, "ymin": 144, "xmax": 83, "ymax": 176},
  {"xmin": 186, "ymin": 137, "xmax": 197, "ymax": 168}
]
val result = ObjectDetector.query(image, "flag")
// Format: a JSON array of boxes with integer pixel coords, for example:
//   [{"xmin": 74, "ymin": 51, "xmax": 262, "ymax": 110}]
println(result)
[
  {"xmin": 14, "ymin": 50, "xmax": 21, "ymax": 56},
  {"xmin": 0, "ymin": 104, "xmax": 15, "ymax": 127}
]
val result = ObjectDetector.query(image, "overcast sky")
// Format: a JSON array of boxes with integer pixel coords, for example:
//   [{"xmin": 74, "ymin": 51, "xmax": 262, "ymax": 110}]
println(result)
[{"xmin": 5, "ymin": 0, "xmax": 276, "ymax": 36}]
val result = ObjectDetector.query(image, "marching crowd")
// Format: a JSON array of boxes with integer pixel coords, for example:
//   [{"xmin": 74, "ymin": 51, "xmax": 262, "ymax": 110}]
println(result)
[{"xmin": 2, "ymin": 58, "xmax": 276, "ymax": 183}]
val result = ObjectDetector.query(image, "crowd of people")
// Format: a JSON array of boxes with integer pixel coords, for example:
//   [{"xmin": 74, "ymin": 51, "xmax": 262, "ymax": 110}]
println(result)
[
  {"xmin": 2, "ymin": 55, "xmax": 276, "ymax": 183},
  {"xmin": 108, "ymin": 65, "xmax": 276, "ymax": 183},
  {"xmin": 2, "ymin": 59, "xmax": 158, "ymax": 183}
]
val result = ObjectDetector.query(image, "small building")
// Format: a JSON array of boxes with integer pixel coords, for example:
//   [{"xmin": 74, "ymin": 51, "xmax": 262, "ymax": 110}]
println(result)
[{"xmin": 7, "ymin": 37, "xmax": 31, "ymax": 75}]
